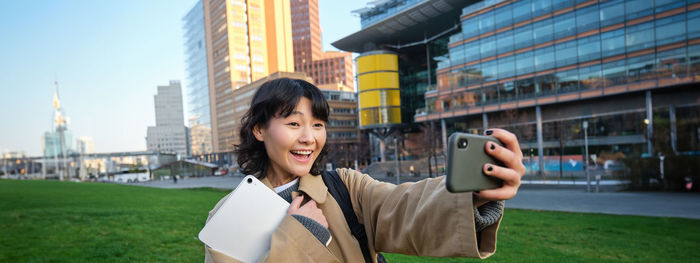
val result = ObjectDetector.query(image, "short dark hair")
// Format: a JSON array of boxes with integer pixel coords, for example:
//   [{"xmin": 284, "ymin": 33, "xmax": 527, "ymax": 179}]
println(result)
[{"xmin": 234, "ymin": 78, "xmax": 329, "ymax": 178}]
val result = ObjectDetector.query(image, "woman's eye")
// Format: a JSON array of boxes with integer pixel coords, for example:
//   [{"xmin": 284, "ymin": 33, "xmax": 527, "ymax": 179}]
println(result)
[
  {"xmin": 314, "ymin": 123, "xmax": 325, "ymax": 128},
  {"xmin": 288, "ymin": 122, "xmax": 300, "ymax": 127}
]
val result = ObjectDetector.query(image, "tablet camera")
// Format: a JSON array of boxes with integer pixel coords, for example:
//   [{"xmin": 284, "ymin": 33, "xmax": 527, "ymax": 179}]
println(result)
[{"xmin": 247, "ymin": 178, "xmax": 253, "ymax": 184}]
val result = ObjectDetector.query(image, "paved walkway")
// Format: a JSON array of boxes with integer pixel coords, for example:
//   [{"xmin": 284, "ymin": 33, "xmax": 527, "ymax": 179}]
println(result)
[{"xmin": 127, "ymin": 176, "xmax": 700, "ymax": 220}]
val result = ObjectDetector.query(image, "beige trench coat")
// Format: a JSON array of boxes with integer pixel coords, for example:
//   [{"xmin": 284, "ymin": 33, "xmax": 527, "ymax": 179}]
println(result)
[{"xmin": 204, "ymin": 168, "xmax": 502, "ymax": 263}]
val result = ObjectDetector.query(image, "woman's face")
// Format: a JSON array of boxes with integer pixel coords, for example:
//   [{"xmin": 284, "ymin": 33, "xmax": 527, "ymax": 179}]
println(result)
[{"xmin": 254, "ymin": 97, "xmax": 327, "ymax": 179}]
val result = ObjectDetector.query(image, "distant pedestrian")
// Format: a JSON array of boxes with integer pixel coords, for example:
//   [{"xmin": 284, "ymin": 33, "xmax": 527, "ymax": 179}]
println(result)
[{"xmin": 173, "ymin": 175, "xmax": 178, "ymax": 184}]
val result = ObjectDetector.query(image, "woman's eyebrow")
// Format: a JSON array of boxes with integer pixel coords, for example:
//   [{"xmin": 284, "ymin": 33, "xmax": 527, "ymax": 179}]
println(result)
[{"xmin": 290, "ymin": 111, "xmax": 304, "ymax": 116}]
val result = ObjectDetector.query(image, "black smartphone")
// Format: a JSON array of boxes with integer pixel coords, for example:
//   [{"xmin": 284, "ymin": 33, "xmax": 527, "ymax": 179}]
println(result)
[{"xmin": 445, "ymin": 132, "xmax": 504, "ymax": 193}]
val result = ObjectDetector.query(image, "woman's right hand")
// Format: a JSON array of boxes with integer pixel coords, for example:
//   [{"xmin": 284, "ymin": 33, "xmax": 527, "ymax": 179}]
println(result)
[{"xmin": 287, "ymin": 196, "xmax": 328, "ymax": 228}]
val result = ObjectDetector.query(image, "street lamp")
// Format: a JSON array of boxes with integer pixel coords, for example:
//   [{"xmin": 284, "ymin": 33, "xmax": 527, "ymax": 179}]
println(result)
[{"xmin": 583, "ymin": 120, "xmax": 590, "ymax": 193}]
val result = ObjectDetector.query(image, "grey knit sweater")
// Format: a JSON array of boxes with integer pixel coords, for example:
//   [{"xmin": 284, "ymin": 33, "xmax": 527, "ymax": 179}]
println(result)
[{"xmin": 277, "ymin": 181, "xmax": 504, "ymax": 245}]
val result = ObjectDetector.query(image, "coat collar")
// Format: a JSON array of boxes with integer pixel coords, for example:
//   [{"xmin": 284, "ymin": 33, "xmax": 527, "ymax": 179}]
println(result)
[
  {"xmin": 298, "ymin": 173, "xmax": 328, "ymax": 204},
  {"xmin": 259, "ymin": 173, "xmax": 327, "ymax": 204}
]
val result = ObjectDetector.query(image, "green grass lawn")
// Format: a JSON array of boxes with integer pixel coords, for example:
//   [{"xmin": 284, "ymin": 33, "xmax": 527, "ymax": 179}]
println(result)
[{"xmin": 1, "ymin": 180, "xmax": 699, "ymax": 262}]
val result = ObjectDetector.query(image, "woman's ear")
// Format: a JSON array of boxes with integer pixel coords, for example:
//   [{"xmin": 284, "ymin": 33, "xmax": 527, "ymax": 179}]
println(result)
[{"xmin": 253, "ymin": 124, "xmax": 264, "ymax": 142}]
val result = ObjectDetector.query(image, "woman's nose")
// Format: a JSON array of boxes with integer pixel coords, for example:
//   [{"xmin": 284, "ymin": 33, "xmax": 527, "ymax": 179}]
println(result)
[{"xmin": 298, "ymin": 127, "xmax": 314, "ymax": 144}]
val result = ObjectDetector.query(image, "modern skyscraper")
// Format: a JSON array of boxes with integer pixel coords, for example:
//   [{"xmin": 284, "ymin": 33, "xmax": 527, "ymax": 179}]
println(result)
[
  {"xmin": 146, "ymin": 81, "xmax": 189, "ymax": 157},
  {"xmin": 202, "ymin": 0, "xmax": 295, "ymax": 152},
  {"xmin": 43, "ymin": 81, "xmax": 73, "ymax": 158},
  {"xmin": 183, "ymin": 0, "xmax": 213, "ymax": 156},
  {"xmin": 334, "ymin": 0, "xmax": 700, "ymax": 180},
  {"xmin": 290, "ymin": 0, "xmax": 354, "ymax": 91}
]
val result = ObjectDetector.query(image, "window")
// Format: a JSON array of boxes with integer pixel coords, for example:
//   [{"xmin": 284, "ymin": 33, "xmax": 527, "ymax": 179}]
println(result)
[
  {"xmin": 687, "ymin": 10, "xmax": 700, "ymax": 39},
  {"xmin": 656, "ymin": 14, "xmax": 686, "ymax": 46},
  {"xmin": 516, "ymin": 51, "xmax": 535, "ymax": 75},
  {"xmin": 656, "ymin": 48, "xmax": 688, "ymax": 79},
  {"xmin": 555, "ymin": 40, "xmax": 578, "ymax": 67},
  {"xmin": 494, "ymin": 4, "xmax": 513, "ymax": 29},
  {"xmin": 536, "ymin": 73, "xmax": 557, "ymax": 95},
  {"xmin": 462, "ymin": 17, "xmax": 479, "ymax": 39},
  {"xmin": 689, "ymin": 45, "xmax": 700, "ymax": 76},
  {"xmin": 517, "ymin": 77, "xmax": 536, "ymax": 99},
  {"xmin": 497, "ymin": 30, "xmax": 514, "ymax": 53},
  {"xmin": 500, "ymin": 81, "xmax": 517, "ymax": 101},
  {"xmin": 535, "ymin": 46, "xmax": 555, "ymax": 70},
  {"xmin": 478, "ymin": 12, "xmax": 495, "ymax": 34},
  {"xmin": 626, "ymin": 22, "xmax": 654, "ymax": 52},
  {"xmin": 603, "ymin": 59, "xmax": 627, "ymax": 87},
  {"xmin": 482, "ymin": 85, "xmax": 499, "ymax": 104},
  {"xmin": 627, "ymin": 54, "xmax": 655, "ymax": 82},
  {"xmin": 481, "ymin": 60, "xmax": 498, "ymax": 82},
  {"xmin": 655, "ymin": 0, "xmax": 685, "ymax": 13},
  {"xmin": 498, "ymin": 55, "xmax": 516, "ymax": 78},
  {"xmin": 625, "ymin": 0, "xmax": 653, "ymax": 20},
  {"xmin": 512, "ymin": 0, "xmax": 532, "ymax": 24},
  {"xmin": 579, "ymin": 64, "xmax": 603, "ymax": 90},
  {"xmin": 480, "ymin": 36, "xmax": 497, "ymax": 58},
  {"xmin": 552, "ymin": 0, "xmax": 574, "ymax": 12},
  {"xmin": 576, "ymin": 5, "xmax": 599, "ymax": 33},
  {"xmin": 602, "ymin": 29, "xmax": 625, "ymax": 57},
  {"xmin": 557, "ymin": 68, "xmax": 579, "ymax": 92},
  {"xmin": 578, "ymin": 35, "xmax": 601, "ymax": 62},
  {"xmin": 599, "ymin": 0, "xmax": 625, "ymax": 27},
  {"xmin": 533, "ymin": 18, "xmax": 553, "ymax": 44},
  {"xmin": 463, "ymin": 65, "xmax": 482, "ymax": 85},
  {"xmin": 514, "ymin": 24, "xmax": 533, "ymax": 50},
  {"xmin": 554, "ymin": 12, "xmax": 576, "ymax": 39},
  {"xmin": 449, "ymin": 44, "xmax": 466, "ymax": 66},
  {"xmin": 464, "ymin": 43, "xmax": 480, "ymax": 63},
  {"xmin": 532, "ymin": 0, "xmax": 552, "ymax": 18}
]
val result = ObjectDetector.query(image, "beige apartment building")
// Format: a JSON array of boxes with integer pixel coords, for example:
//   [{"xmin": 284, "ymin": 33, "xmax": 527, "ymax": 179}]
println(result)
[{"xmin": 203, "ymin": 0, "xmax": 295, "ymax": 152}]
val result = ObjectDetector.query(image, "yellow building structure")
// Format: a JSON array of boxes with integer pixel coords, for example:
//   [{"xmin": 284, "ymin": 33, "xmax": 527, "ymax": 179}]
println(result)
[
  {"xmin": 356, "ymin": 51, "xmax": 401, "ymax": 128},
  {"xmin": 203, "ymin": 0, "xmax": 295, "ymax": 152}
]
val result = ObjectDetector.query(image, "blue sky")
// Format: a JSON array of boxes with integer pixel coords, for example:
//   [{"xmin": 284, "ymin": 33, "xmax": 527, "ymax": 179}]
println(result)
[{"xmin": 0, "ymin": 0, "xmax": 370, "ymax": 156}]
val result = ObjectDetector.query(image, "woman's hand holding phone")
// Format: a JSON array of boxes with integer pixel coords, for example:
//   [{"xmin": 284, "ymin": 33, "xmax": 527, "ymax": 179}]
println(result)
[{"xmin": 475, "ymin": 128, "xmax": 526, "ymax": 202}]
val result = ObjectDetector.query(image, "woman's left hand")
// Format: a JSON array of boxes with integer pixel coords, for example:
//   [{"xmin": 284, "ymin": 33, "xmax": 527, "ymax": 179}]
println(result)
[{"xmin": 475, "ymin": 128, "xmax": 526, "ymax": 202}]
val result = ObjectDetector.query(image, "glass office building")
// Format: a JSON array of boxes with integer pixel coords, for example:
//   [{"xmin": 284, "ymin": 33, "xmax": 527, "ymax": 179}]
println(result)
[
  {"xmin": 416, "ymin": 0, "xmax": 700, "ymax": 179},
  {"xmin": 183, "ymin": 0, "xmax": 212, "ymax": 155}
]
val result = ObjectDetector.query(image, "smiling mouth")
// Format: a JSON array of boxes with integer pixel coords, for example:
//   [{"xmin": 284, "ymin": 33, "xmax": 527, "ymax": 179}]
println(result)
[{"xmin": 290, "ymin": 150, "xmax": 313, "ymax": 159}]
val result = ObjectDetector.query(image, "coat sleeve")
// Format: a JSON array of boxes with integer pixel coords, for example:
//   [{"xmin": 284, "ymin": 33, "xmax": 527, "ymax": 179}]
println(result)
[
  {"xmin": 203, "ymin": 195, "xmax": 339, "ymax": 263},
  {"xmin": 336, "ymin": 168, "xmax": 501, "ymax": 259}
]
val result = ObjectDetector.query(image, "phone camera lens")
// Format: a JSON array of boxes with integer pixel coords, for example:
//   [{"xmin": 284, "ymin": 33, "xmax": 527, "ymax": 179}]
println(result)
[
  {"xmin": 458, "ymin": 138, "xmax": 468, "ymax": 149},
  {"xmin": 247, "ymin": 178, "xmax": 253, "ymax": 184}
]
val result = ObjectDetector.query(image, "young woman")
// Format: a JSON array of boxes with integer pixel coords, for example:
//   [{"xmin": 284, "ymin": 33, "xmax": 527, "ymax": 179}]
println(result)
[{"xmin": 204, "ymin": 78, "xmax": 526, "ymax": 263}]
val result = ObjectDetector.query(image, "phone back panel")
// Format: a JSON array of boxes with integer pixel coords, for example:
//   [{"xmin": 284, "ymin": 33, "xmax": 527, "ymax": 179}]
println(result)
[{"xmin": 446, "ymin": 133, "xmax": 503, "ymax": 193}]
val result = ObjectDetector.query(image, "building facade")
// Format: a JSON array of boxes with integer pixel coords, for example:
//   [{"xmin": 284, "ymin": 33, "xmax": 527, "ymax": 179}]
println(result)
[
  {"xmin": 183, "ymin": 0, "xmax": 213, "ymax": 155},
  {"xmin": 146, "ymin": 81, "xmax": 189, "ymax": 157},
  {"xmin": 290, "ymin": 0, "xmax": 354, "ymax": 91},
  {"xmin": 335, "ymin": 0, "xmax": 700, "ymax": 179},
  {"xmin": 322, "ymin": 89, "xmax": 366, "ymax": 169},
  {"xmin": 202, "ymin": 0, "xmax": 295, "ymax": 152}
]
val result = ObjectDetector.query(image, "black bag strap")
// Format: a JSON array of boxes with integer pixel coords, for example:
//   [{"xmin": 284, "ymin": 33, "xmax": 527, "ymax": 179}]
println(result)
[{"xmin": 321, "ymin": 170, "xmax": 374, "ymax": 263}]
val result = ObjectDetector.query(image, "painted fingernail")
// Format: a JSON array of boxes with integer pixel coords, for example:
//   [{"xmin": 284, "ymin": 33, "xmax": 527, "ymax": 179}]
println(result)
[
  {"xmin": 490, "ymin": 143, "xmax": 496, "ymax": 150},
  {"xmin": 487, "ymin": 165, "xmax": 493, "ymax": 172},
  {"xmin": 485, "ymin": 130, "xmax": 493, "ymax": 135}
]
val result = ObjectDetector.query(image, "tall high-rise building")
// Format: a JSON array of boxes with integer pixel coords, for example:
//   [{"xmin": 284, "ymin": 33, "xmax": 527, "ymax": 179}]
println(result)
[
  {"xmin": 334, "ymin": 0, "xmax": 700, "ymax": 179},
  {"xmin": 290, "ymin": 0, "xmax": 354, "ymax": 91},
  {"xmin": 146, "ymin": 81, "xmax": 189, "ymax": 157},
  {"xmin": 183, "ymin": 0, "xmax": 213, "ymax": 155},
  {"xmin": 43, "ymin": 81, "xmax": 73, "ymax": 158},
  {"xmin": 202, "ymin": 0, "xmax": 295, "ymax": 152}
]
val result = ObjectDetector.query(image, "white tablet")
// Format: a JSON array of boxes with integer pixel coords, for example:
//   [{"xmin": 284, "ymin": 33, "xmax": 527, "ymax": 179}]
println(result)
[{"xmin": 198, "ymin": 175, "xmax": 290, "ymax": 262}]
